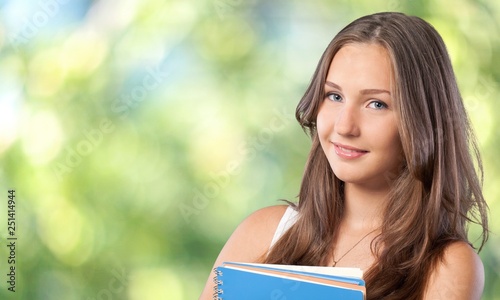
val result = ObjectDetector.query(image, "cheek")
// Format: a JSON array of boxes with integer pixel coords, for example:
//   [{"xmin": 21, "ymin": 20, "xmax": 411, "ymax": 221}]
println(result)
[
  {"xmin": 380, "ymin": 129, "xmax": 403, "ymax": 163},
  {"xmin": 386, "ymin": 124, "xmax": 402, "ymax": 152},
  {"xmin": 365, "ymin": 121, "xmax": 402, "ymax": 161},
  {"xmin": 316, "ymin": 104, "xmax": 333, "ymax": 138},
  {"xmin": 367, "ymin": 117, "xmax": 400, "ymax": 149}
]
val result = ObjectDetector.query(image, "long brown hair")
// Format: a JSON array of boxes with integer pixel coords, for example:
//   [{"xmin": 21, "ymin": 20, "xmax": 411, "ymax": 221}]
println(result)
[{"xmin": 263, "ymin": 12, "xmax": 489, "ymax": 299}]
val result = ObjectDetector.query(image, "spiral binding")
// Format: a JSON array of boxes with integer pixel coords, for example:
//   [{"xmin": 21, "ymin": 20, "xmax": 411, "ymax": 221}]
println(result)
[{"xmin": 212, "ymin": 267, "xmax": 224, "ymax": 300}]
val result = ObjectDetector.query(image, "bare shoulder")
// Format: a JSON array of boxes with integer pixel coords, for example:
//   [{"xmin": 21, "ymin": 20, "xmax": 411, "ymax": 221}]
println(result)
[
  {"xmin": 199, "ymin": 205, "xmax": 289, "ymax": 300},
  {"xmin": 218, "ymin": 205, "xmax": 289, "ymax": 261},
  {"xmin": 424, "ymin": 241, "xmax": 484, "ymax": 300}
]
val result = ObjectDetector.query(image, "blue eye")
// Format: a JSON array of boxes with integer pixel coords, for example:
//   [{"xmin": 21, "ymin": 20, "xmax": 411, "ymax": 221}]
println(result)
[
  {"xmin": 326, "ymin": 93, "xmax": 343, "ymax": 102},
  {"xmin": 368, "ymin": 101, "xmax": 387, "ymax": 109}
]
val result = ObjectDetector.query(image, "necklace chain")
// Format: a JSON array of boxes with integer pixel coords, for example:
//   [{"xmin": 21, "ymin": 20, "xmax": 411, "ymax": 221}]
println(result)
[{"xmin": 332, "ymin": 228, "xmax": 378, "ymax": 267}]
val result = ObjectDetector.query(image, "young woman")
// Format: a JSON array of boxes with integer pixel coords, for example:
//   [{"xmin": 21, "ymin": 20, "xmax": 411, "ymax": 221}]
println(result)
[{"xmin": 200, "ymin": 12, "xmax": 489, "ymax": 299}]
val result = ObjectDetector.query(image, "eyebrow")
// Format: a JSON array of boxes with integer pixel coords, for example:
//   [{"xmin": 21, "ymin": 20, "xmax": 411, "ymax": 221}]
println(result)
[{"xmin": 325, "ymin": 81, "xmax": 391, "ymax": 95}]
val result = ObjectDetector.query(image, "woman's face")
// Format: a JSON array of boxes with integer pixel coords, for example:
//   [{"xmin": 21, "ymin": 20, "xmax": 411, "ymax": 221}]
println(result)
[{"xmin": 317, "ymin": 43, "xmax": 403, "ymax": 189}]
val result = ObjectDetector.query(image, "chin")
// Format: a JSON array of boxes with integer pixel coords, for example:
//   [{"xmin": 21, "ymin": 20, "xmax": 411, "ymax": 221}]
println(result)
[
  {"xmin": 331, "ymin": 166, "xmax": 379, "ymax": 186},
  {"xmin": 332, "ymin": 170, "xmax": 365, "ymax": 184}
]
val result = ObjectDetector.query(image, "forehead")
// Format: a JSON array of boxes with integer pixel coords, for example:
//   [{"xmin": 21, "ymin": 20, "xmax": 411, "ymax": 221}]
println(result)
[{"xmin": 326, "ymin": 43, "xmax": 393, "ymax": 90}]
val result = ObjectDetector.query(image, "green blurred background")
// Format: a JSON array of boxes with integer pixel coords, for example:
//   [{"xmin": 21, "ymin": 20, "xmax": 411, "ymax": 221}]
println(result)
[{"xmin": 0, "ymin": 0, "xmax": 498, "ymax": 299}]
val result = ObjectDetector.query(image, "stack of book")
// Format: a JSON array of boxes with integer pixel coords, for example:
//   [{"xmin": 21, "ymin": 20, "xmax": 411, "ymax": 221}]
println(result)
[{"xmin": 213, "ymin": 262, "xmax": 365, "ymax": 299}]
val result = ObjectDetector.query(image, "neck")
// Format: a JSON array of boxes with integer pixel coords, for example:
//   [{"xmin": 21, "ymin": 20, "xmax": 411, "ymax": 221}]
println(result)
[{"xmin": 341, "ymin": 182, "xmax": 390, "ymax": 231}]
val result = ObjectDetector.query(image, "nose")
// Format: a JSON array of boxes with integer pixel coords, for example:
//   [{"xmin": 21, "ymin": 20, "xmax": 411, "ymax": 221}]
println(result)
[{"xmin": 334, "ymin": 104, "xmax": 360, "ymax": 137}]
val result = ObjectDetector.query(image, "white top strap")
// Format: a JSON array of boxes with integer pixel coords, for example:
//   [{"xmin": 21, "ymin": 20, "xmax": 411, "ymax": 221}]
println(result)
[{"xmin": 269, "ymin": 206, "xmax": 299, "ymax": 249}]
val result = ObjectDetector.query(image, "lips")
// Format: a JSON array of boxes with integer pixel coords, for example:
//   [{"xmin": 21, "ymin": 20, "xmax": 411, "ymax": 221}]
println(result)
[{"xmin": 333, "ymin": 142, "xmax": 368, "ymax": 159}]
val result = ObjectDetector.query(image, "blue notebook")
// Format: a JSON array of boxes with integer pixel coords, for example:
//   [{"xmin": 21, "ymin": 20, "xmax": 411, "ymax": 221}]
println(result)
[{"xmin": 213, "ymin": 262, "xmax": 365, "ymax": 300}]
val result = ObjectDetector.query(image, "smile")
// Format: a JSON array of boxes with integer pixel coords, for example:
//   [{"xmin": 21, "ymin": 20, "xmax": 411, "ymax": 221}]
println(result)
[{"xmin": 333, "ymin": 143, "xmax": 369, "ymax": 159}]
